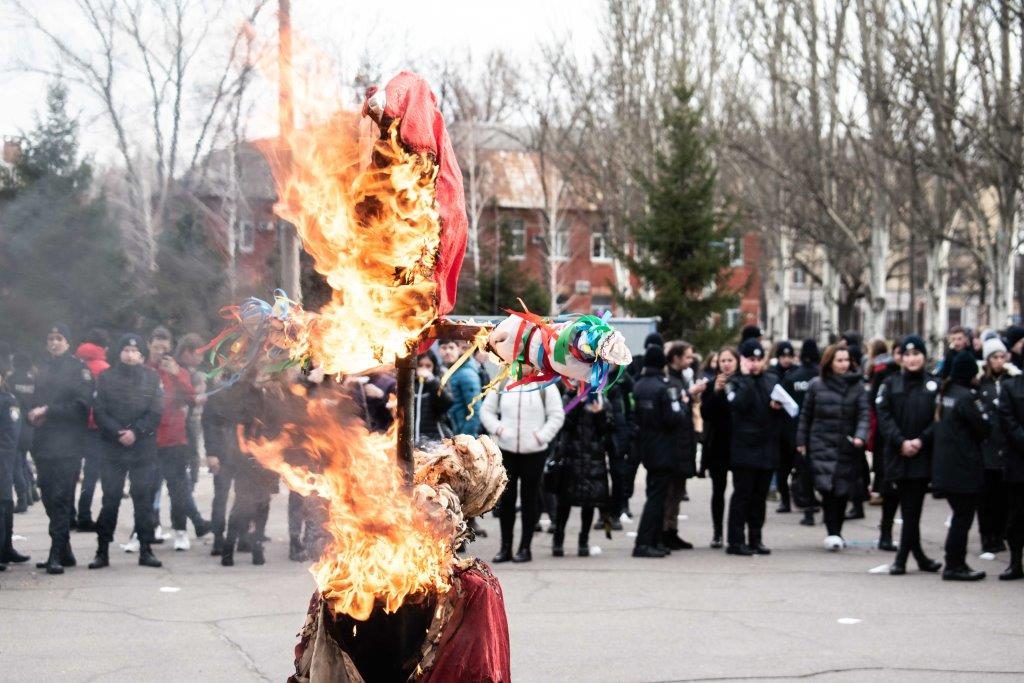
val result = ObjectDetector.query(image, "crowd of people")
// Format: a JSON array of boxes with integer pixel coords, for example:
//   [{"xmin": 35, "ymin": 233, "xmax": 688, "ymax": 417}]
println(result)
[{"xmin": 2, "ymin": 321, "xmax": 1023, "ymax": 586}]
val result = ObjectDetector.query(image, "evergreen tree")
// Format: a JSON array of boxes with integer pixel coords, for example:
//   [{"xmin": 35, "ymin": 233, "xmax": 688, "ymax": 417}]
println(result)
[
  {"xmin": 0, "ymin": 81, "xmax": 129, "ymax": 354},
  {"xmin": 615, "ymin": 82, "xmax": 739, "ymax": 351}
]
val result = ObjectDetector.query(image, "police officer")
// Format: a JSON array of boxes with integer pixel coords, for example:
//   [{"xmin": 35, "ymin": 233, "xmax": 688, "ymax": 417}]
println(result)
[
  {"xmin": 88, "ymin": 334, "xmax": 164, "ymax": 570},
  {"xmin": 995, "ymin": 352, "xmax": 1024, "ymax": 581},
  {"xmin": 876, "ymin": 335, "xmax": 943, "ymax": 576},
  {"xmin": 725, "ymin": 338, "xmax": 785, "ymax": 556},
  {"xmin": 768, "ymin": 341, "xmax": 798, "ymax": 513},
  {"xmin": 786, "ymin": 340, "xmax": 821, "ymax": 526},
  {"xmin": 663, "ymin": 342, "xmax": 701, "ymax": 550},
  {"xmin": 632, "ymin": 345, "xmax": 687, "ymax": 558},
  {"xmin": 28, "ymin": 323, "xmax": 92, "ymax": 575},
  {"xmin": 933, "ymin": 350, "xmax": 991, "ymax": 581},
  {"xmin": 1, "ymin": 372, "xmax": 30, "ymax": 571}
]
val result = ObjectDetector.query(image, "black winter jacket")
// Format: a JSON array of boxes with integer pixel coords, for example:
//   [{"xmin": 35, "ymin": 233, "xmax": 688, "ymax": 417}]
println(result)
[
  {"xmin": 876, "ymin": 370, "xmax": 939, "ymax": 481},
  {"xmin": 30, "ymin": 351, "xmax": 93, "ymax": 459},
  {"xmin": 93, "ymin": 362, "xmax": 163, "ymax": 459},
  {"xmin": 0, "ymin": 390, "xmax": 20, "ymax": 502},
  {"xmin": 555, "ymin": 393, "xmax": 611, "ymax": 507},
  {"xmin": 797, "ymin": 373, "xmax": 870, "ymax": 495},
  {"xmin": 978, "ymin": 374, "xmax": 1010, "ymax": 471},
  {"xmin": 701, "ymin": 379, "xmax": 732, "ymax": 472},
  {"xmin": 413, "ymin": 376, "xmax": 453, "ymax": 444},
  {"xmin": 7, "ymin": 369, "xmax": 34, "ymax": 451},
  {"xmin": 633, "ymin": 368, "xmax": 692, "ymax": 473},
  {"xmin": 726, "ymin": 372, "xmax": 784, "ymax": 471},
  {"xmin": 996, "ymin": 374, "xmax": 1024, "ymax": 484},
  {"xmin": 933, "ymin": 383, "xmax": 991, "ymax": 494}
]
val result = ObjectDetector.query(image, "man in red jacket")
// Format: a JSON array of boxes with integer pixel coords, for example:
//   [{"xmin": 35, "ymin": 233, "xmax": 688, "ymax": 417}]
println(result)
[
  {"xmin": 146, "ymin": 327, "xmax": 210, "ymax": 551},
  {"xmin": 73, "ymin": 329, "xmax": 110, "ymax": 531}
]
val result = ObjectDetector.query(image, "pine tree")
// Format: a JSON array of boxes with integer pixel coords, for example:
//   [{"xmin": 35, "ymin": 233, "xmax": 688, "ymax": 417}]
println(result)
[{"xmin": 615, "ymin": 82, "xmax": 739, "ymax": 351}]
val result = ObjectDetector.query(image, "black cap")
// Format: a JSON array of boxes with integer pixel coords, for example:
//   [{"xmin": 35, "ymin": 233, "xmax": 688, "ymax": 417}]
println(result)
[
  {"xmin": 950, "ymin": 350, "xmax": 979, "ymax": 382},
  {"xmin": 776, "ymin": 341, "xmax": 795, "ymax": 357},
  {"xmin": 800, "ymin": 339, "xmax": 820, "ymax": 364},
  {"xmin": 643, "ymin": 345, "xmax": 666, "ymax": 369},
  {"xmin": 741, "ymin": 325, "xmax": 763, "ymax": 342},
  {"xmin": 48, "ymin": 322, "xmax": 71, "ymax": 342},
  {"xmin": 1005, "ymin": 326, "xmax": 1024, "ymax": 351},
  {"xmin": 739, "ymin": 338, "xmax": 765, "ymax": 359},
  {"xmin": 900, "ymin": 335, "xmax": 927, "ymax": 356},
  {"xmin": 643, "ymin": 332, "xmax": 664, "ymax": 349},
  {"xmin": 117, "ymin": 333, "xmax": 145, "ymax": 354}
]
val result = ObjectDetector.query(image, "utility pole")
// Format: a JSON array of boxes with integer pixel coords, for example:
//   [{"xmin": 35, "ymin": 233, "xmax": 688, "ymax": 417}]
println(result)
[{"xmin": 279, "ymin": 0, "xmax": 302, "ymax": 302}]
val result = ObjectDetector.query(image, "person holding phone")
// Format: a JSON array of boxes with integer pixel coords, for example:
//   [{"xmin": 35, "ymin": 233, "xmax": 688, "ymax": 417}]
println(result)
[
  {"xmin": 700, "ymin": 347, "xmax": 739, "ymax": 548},
  {"xmin": 796, "ymin": 344, "xmax": 870, "ymax": 551}
]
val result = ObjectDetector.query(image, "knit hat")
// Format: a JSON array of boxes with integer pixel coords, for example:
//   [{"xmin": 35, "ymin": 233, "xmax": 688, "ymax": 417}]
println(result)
[
  {"xmin": 776, "ymin": 341, "xmax": 795, "ymax": 358},
  {"xmin": 739, "ymin": 338, "xmax": 765, "ymax": 359},
  {"xmin": 47, "ymin": 322, "xmax": 71, "ymax": 342},
  {"xmin": 643, "ymin": 345, "xmax": 666, "ymax": 369},
  {"xmin": 799, "ymin": 339, "xmax": 821, "ymax": 364},
  {"xmin": 950, "ymin": 350, "xmax": 979, "ymax": 382},
  {"xmin": 899, "ymin": 335, "xmax": 927, "ymax": 356},
  {"xmin": 983, "ymin": 337, "xmax": 1008, "ymax": 361},
  {"xmin": 741, "ymin": 325, "xmax": 763, "ymax": 342},
  {"xmin": 643, "ymin": 332, "xmax": 664, "ymax": 349},
  {"xmin": 117, "ymin": 333, "xmax": 145, "ymax": 354},
  {"xmin": 1005, "ymin": 326, "xmax": 1024, "ymax": 351}
]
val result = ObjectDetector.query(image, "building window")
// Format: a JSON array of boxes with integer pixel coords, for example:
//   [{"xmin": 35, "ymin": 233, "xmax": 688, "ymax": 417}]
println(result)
[
  {"xmin": 792, "ymin": 267, "xmax": 806, "ymax": 285},
  {"xmin": 503, "ymin": 219, "xmax": 526, "ymax": 259},
  {"xmin": 238, "ymin": 220, "xmax": 255, "ymax": 254},
  {"xmin": 724, "ymin": 237, "xmax": 744, "ymax": 266},
  {"xmin": 553, "ymin": 228, "xmax": 570, "ymax": 261},
  {"xmin": 789, "ymin": 304, "xmax": 810, "ymax": 339},
  {"xmin": 591, "ymin": 223, "xmax": 611, "ymax": 262},
  {"xmin": 948, "ymin": 307, "xmax": 962, "ymax": 328},
  {"xmin": 590, "ymin": 294, "xmax": 613, "ymax": 315},
  {"xmin": 725, "ymin": 308, "xmax": 741, "ymax": 328}
]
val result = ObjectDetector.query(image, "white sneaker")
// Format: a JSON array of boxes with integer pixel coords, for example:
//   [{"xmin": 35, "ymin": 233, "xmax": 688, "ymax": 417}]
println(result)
[
  {"xmin": 824, "ymin": 535, "xmax": 844, "ymax": 551},
  {"xmin": 123, "ymin": 533, "xmax": 140, "ymax": 553},
  {"xmin": 173, "ymin": 530, "xmax": 190, "ymax": 551},
  {"xmin": 156, "ymin": 525, "xmax": 172, "ymax": 541}
]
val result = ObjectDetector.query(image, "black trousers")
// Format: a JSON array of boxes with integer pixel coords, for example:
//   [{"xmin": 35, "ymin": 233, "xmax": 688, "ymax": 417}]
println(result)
[
  {"xmin": 554, "ymin": 500, "xmax": 595, "ymax": 546},
  {"xmin": 978, "ymin": 469, "xmax": 1007, "ymax": 545},
  {"xmin": 777, "ymin": 434, "xmax": 795, "ymax": 507},
  {"xmin": 211, "ymin": 456, "xmax": 239, "ymax": 538},
  {"xmin": 12, "ymin": 446, "xmax": 31, "ymax": 506},
  {"xmin": 727, "ymin": 467, "xmax": 773, "ymax": 547},
  {"xmin": 821, "ymin": 491, "xmax": 849, "ymax": 537},
  {"xmin": 607, "ymin": 446, "xmax": 629, "ymax": 517},
  {"xmin": 636, "ymin": 468, "xmax": 671, "ymax": 548},
  {"xmin": 76, "ymin": 430, "xmax": 103, "ymax": 523},
  {"xmin": 709, "ymin": 465, "xmax": 728, "ymax": 536},
  {"xmin": 226, "ymin": 466, "xmax": 273, "ymax": 545},
  {"xmin": 1007, "ymin": 482, "xmax": 1024, "ymax": 556},
  {"xmin": 96, "ymin": 452, "xmax": 158, "ymax": 544},
  {"xmin": 497, "ymin": 450, "xmax": 548, "ymax": 550},
  {"xmin": 879, "ymin": 478, "xmax": 900, "ymax": 539},
  {"xmin": 944, "ymin": 492, "xmax": 979, "ymax": 570},
  {"xmin": 894, "ymin": 478, "xmax": 930, "ymax": 566},
  {"xmin": 158, "ymin": 445, "xmax": 204, "ymax": 532},
  {"xmin": 623, "ymin": 445, "xmax": 643, "ymax": 511},
  {"xmin": 36, "ymin": 457, "xmax": 79, "ymax": 547}
]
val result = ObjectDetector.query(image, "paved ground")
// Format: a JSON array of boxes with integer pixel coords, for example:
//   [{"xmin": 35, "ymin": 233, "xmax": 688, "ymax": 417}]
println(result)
[{"xmin": 2, "ymin": 469, "xmax": 1023, "ymax": 682}]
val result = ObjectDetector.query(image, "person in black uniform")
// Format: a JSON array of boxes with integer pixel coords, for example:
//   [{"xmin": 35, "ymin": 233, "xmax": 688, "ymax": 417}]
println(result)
[
  {"xmin": 88, "ymin": 334, "xmax": 164, "ymax": 570},
  {"xmin": 787, "ymin": 340, "xmax": 821, "ymax": 527},
  {"xmin": 7, "ymin": 353, "xmax": 36, "ymax": 513},
  {"xmin": 27, "ymin": 323, "xmax": 93, "ymax": 575},
  {"xmin": 701, "ymin": 347, "xmax": 739, "ymax": 547},
  {"xmin": 978, "ymin": 338, "xmax": 1012, "ymax": 555},
  {"xmin": 663, "ymin": 342, "xmax": 700, "ymax": 550},
  {"xmin": 995, "ymin": 358, "xmax": 1024, "ymax": 581},
  {"xmin": 933, "ymin": 351, "xmax": 991, "ymax": 581},
  {"xmin": 725, "ymin": 338, "xmax": 785, "ymax": 556},
  {"xmin": 868, "ymin": 340, "xmax": 902, "ymax": 550},
  {"xmin": 875, "ymin": 335, "xmax": 943, "ymax": 576},
  {"xmin": 767, "ymin": 341, "xmax": 798, "ymax": 514},
  {"xmin": 632, "ymin": 345, "xmax": 686, "ymax": 558},
  {"xmin": 1, "ymin": 373, "xmax": 30, "ymax": 571}
]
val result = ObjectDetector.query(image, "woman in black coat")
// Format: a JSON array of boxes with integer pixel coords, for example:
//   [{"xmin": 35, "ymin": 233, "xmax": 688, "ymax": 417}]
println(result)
[
  {"xmin": 700, "ymin": 347, "xmax": 738, "ymax": 548},
  {"xmin": 978, "ymin": 340, "xmax": 1013, "ymax": 555},
  {"xmin": 996, "ymin": 366, "xmax": 1024, "ymax": 581},
  {"xmin": 796, "ymin": 344, "xmax": 869, "ymax": 550},
  {"xmin": 552, "ymin": 391, "xmax": 611, "ymax": 557},
  {"xmin": 412, "ymin": 351, "xmax": 454, "ymax": 446},
  {"xmin": 933, "ymin": 351, "xmax": 991, "ymax": 581},
  {"xmin": 876, "ymin": 336, "xmax": 943, "ymax": 576}
]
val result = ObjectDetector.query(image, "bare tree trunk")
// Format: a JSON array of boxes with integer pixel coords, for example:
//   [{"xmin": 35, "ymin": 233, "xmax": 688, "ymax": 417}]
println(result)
[{"xmin": 924, "ymin": 237, "xmax": 950, "ymax": 352}]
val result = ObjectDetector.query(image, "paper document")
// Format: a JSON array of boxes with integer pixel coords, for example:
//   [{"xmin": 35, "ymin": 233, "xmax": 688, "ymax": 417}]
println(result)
[{"xmin": 771, "ymin": 384, "xmax": 800, "ymax": 418}]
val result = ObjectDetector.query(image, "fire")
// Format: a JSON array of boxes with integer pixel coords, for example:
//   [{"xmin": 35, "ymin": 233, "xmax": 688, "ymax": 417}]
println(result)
[
  {"xmin": 263, "ymin": 112, "xmax": 441, "ymax": 373},
  {"xmin": 243, "ymin": 387, "xmax": 455, "ymax": 621}
]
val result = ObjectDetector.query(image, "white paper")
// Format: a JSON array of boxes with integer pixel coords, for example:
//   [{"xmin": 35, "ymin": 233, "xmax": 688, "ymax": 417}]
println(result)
[{"xmin": 771, "ymin": 384, "xmax": 800, "ymax": 418}]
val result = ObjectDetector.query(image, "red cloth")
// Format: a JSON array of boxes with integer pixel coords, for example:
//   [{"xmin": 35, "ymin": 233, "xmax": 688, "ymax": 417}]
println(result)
[
  {"xmin": 75, "ymin": 343, "xmax": 110, "ymax": 430},
  {"xmin": 369, "ymin": 71, "xmax": 468, "ymax": 318},
  {"xmin": 148, "ymin": 361, "xmax": 195, "ymax": 448}
]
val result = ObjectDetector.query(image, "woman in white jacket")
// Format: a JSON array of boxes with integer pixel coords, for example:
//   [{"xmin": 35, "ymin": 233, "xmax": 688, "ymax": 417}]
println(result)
[{"xmin": 481, "ymin": 383, "xmax": 566, "ymax": 563}]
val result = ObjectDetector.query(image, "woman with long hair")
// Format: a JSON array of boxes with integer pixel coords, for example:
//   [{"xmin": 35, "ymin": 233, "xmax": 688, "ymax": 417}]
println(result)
[
  {"xmin": 412, "ymin": 351, "xmax": 454, "ymax": 446},
  {"xmin": 796, "ymin": 344, "xmax": 870, "ymax": 550},
  {"xmin": 700, "ymin": 347, "xmax": 739, "ymax": 548}
]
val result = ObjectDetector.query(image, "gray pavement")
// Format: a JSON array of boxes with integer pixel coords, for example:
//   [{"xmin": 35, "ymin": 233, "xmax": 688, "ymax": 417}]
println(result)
[{"xmin": 2, "ymin": 469, "xmax": 1023, "ymax": 682}]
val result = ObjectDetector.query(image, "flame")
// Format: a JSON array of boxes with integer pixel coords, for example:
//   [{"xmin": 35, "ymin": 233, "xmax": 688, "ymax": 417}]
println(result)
[
  {"xmin": 243, "ymin": 387, "xmax": 455, "ymax": 621},
  {"xmin": 263, "ymin": 111, "xmax": 441, "ymax": 374}
]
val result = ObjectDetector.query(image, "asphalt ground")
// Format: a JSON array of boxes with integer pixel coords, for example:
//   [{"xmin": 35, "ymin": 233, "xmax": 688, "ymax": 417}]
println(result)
[{"xmin": 2, "ymin": 468, "xmax": 1023, "ymax": 682}]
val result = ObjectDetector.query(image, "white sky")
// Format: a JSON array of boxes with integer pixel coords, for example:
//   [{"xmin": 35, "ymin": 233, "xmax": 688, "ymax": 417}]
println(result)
[{"xmin": 0, "ymin": 0, "xmax": 603, "ymax": 157}]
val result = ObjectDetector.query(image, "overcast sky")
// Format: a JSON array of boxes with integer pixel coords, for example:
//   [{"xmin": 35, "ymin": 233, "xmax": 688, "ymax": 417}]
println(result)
[{"xmin": 0, "ymin": 0, "xmax": 603, "ymax": 158}]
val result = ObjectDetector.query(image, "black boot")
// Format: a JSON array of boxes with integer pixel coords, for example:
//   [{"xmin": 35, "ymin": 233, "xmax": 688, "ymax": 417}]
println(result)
[
  {"xmin": 1000, "ymin": 546, "xmax": 1023, "ymax": 581},
  {"xmin": 221, "ymin": 538, "xmax": 235, "ymax": 567},
  {"xmin": 878, "ymin": 526, "xmax": 897, "ymax": 552},
  {"xmin": 0, "ymin": 501, "xmax": 29, "ymax": 563},
  {"xmin": 512, "ymin": 546, "xmax": 532, "ymax": 563},
  {"xmin": 289, "ymin": 535, "xmax": 306, "ymax": 562},
  {"xmin": 800, "ymin": 510, "xmax": 815, "ymax": 526},
  {"xmin": 552, "ymin": 530, "xmax": 564, "ymax": 557},
  {"xmin": 211, "ymin": 533, "xmax": 224, "ymax": 557},
  {"xmin": 578, "ymin": 533, "xmax": 590, "ymax": 557},
  {"xmin": 915, "ymin": 553, "xmax": 942, "ymax": 573},
  {"xmin": 60, "ymin": 540, "xmax": 77, "ymax": 567},
  {"xmin": 845, "ymin": 501, "xmax": 865, "ymax": 520},
  {"xmin": 88, "ymin": 541, "xmax": 110, "ymax": 570},
  {"xmin": 942, "ymin": 564, "xmax": 986, "ymax": 581},
  {"xmin": 492, "ymin": 543, "xmax": 512, "ymax": 563},
  {"xmin": 138, "ymin": 543, "xmax": 163, "ymax": 568},
  {"xmin": 36, "ymin": 545, "xmax": 64, "ymax": 575},
  {"xmin": 251, "ymin": 541, "xmax": 265, "ymax": 566}
]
